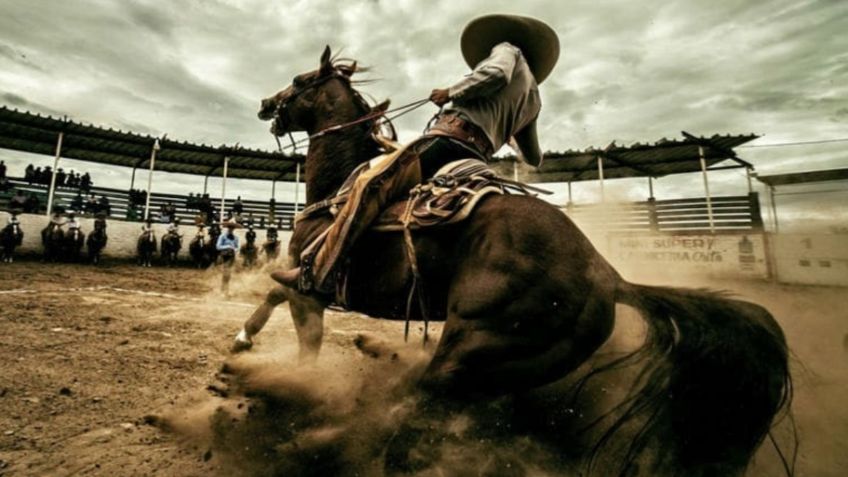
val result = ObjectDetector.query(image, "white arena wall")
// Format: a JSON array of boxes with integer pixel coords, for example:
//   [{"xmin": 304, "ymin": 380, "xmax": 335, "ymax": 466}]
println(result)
[
  {"xmin": 1, "ymin": 211, "xmax": 293, "ymax": 259},
  {"xmin": 770, "ymin": 233, "xmax": 848, "ymax": 287},
  {"xmin": 4, "ymin": 211, "xmax": 845, "ymax": 287},
  {"xmin": 602, "ymin": 232, "xmax": 770, "ymax": 281}
]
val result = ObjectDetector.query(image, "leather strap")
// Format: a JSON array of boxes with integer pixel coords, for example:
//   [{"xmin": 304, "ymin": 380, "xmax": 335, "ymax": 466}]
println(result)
[{"xmin": 423, "ymin": 113, "xmax": 494, "ymax": 159}]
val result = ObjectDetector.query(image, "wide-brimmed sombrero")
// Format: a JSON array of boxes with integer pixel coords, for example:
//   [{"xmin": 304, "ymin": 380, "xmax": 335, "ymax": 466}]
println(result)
[
  {"xmin": 219, "ymin": 220, "xmax": 243, "ymax": 229},
  {"xmin": 460, "ymin": 14, "xmax": 560, "ymax": 83}
]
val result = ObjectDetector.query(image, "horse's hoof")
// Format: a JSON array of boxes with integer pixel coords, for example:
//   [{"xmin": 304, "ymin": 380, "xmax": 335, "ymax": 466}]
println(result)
[{"xmin": 230, "ymin": 337, "xmax": 253, "ymax": 354}]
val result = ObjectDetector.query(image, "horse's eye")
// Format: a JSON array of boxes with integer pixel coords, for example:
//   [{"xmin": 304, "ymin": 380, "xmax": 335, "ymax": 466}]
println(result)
[{"xmin": 292, "ymin": 76, "xmax": 305, "ymax": 88}]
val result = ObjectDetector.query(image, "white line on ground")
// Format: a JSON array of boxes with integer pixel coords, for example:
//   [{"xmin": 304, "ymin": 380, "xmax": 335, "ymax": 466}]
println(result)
[{"xmin": 0, "ymin": 285, "xmax": 257, "ymax": 309}]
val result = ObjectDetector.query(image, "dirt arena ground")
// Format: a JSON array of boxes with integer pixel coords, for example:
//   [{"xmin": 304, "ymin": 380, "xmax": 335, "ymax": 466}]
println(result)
[{"xmin": 0, "ymin": 260, "xmax": 846, "ymax": 476}]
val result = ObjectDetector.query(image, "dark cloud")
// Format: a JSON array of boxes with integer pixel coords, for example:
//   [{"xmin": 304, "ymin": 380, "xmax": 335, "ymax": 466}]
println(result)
[{"xmin": 0, "ymin": 0, "xmax": 845, "ymax": 204}]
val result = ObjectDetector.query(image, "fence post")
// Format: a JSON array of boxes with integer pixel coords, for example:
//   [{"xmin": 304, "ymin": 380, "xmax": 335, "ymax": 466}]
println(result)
[
  {"xmin": 45, "ymin": 131, "xmax": 64, "ymax": 217},
  {"xmin": 748, "ymin": 191, "xmax": 764, "ymax": 231},
  {"xmin": 647, "ymin": 197, "xmax": 659, "ymax": 232}
]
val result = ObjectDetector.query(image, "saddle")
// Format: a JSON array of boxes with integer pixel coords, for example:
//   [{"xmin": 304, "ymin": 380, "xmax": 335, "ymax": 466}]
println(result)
[{"xmin": 298, "ymin": 156, "xmax": 548, "ymax": 232}]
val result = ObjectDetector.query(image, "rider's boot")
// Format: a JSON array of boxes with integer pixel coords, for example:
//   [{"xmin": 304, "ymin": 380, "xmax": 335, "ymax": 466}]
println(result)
[{"xmin": 271, "ymin": 149, "xmax": 422, "ymax": 295}]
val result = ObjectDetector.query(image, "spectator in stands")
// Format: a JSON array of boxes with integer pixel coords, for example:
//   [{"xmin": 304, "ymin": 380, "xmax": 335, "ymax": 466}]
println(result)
[
  {"xmin": 24, "ymin": 193, "xmax": 40, "ymax": 213},
  {"xmin": 98, "ymin": 195, "xmax": 111, "ymax": 216},
  {"xmin": 56, "ymin": 168, "xmax": 66, "ymax": 187},
  {"xmin": 10, "ymin": 190, "xmax": 27, "ymax": 210},
  {"xmin": 233, "ymin": 196, "xmax": 244, "ymax": 215},
  {"xmin": 65, "ymin": 170, "xmax": 76, "ymax": 188},
  {"xmin": 42, "ymin": 166, "xmax": 52, "ymax": 185},
  {"xmin": 32, "ymin": 167, "xmax": 42, "ymax": 185},
  {"xmin": 24, "ymin": 164, "xmax": 34, "ymax": 184},
  {"xmin": 70, "ymin": 192, "xmax": 83, "ymax": 212},
  {"xmin": 85, "ymin": 194, "xmax": 98, "ymax": 215},
  {"xmin": 126, "ymin": 203, "xmax": 139, "ymax": 221},
  {"xmin": 0, "ymin": 160, "xmax": 6, "ymax": 180},
  {"xmin": 80, "ymin": 172, "xmax": 92, "ymax": 192},
  {"xmin": 72, "ymin": 172, "xmax": 82, "ymax": 189}
]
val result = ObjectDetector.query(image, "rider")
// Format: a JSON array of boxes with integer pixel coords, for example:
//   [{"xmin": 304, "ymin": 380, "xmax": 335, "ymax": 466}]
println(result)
[
  {"xmin": 7, "ymin": 210, "xmax": 21, "ymax": 228},
  {"xmin": 94, "ymin": 213, "xmax": 107, "ymax": 231},
  {"xmin": 139, "ymin": 218, "xmax": 155, "ymax": 240},
  {"xmin": 266, "ymin": 226, "xmax": 278, "ymax": 242},
  {"xmin": 167, "ymin": 218, "xmax": 183, "ymax": 239},
  {"xmin": 272, "ymin": 14, "xmax": 559, "ymax": 295},
  {"xmin": 49, "ymin": 210, "xmax": 66, "ymax": 229},
  {"xmin": 67, "ymin": 213, "xmax": 81, "ymax": 232}
]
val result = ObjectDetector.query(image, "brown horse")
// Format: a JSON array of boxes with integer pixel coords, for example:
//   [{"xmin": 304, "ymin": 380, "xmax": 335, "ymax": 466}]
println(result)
[{"xmin": 244, "ymin": 46, "xmax": 790, "ymax": 474}]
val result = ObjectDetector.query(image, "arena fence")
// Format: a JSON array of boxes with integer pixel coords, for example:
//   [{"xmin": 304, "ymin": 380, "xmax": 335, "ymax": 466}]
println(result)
[
  {"xmin": 1, "ymin": 177, "xmax": 296, "ymax": 230},
  {"xmin": 563, "ymin": 192, "xmax": 764, "ymax": 234}
]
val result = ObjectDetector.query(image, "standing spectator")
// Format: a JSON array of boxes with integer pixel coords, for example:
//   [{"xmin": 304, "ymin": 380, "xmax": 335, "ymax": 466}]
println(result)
[
  {"xmin": 66, "ymin": 170, "xmax": 77, "ymax": 188},
  {"xmin": 73, "ymin": 172, "xmax": 82, "ymax": 188},
  {"xmin": 24, "ymin": 164, "xmax": 34, "ymax": 184},
  {"xmin": 24, "ymin": 192, "xmax": 40, "ymax": 213},
  {"xmin": 98, "ymin": 195, "xmax": 111, "ymax": 216},
  {"xmin": 86, "ymin": 194, "xmax": 98, "ymax": 215},
  {"xmin": 0, "ymin": 160, "xmax": 6, "ymax": 180},
  {"xmin": 10, "ymin": 190, "xmax": 27, "ymax": 210},
  {"xmin": 70, "ymin": 192, "xmax": 83, "ymax": 213},
  {"xmin": 80, "ymin": 172, "xmax": 92, "ymax": 192},
  {"xmin": 126, "ymin": 203, "xmax": 139, "ymax": 221},
  {"xmin": 56, "ymin": 168, "xmax": 67, "ymax": 187},
  {"xmin": 232, "ymin": 196, "xmax": 244, "ymax": 215},
  {"xmin": 42, "ymin": 166, "xmax": 53, "ymax": 185}
]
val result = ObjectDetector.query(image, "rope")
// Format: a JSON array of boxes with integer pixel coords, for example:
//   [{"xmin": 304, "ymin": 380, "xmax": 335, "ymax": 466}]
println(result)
[
  {"xmin": 400, "ymin": 186, "xmax": 429, "ymax": 344},
  {"xmin": 273, "ymin": 98, "xmax": 431, "ymax": 153}
]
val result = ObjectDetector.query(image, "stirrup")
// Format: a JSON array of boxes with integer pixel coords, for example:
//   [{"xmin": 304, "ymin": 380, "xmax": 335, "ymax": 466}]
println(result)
[{"xmin": 298, "ymin": 254, "xmax": 317, "ymax": 293}]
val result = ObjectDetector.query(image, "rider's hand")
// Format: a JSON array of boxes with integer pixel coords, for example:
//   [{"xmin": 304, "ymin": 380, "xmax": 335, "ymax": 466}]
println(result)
[{"xmin": 429, "ymin": 88, "xmax": 450, "ymax": 107}]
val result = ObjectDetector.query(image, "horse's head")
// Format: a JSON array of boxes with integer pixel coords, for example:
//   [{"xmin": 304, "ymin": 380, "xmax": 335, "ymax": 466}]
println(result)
[{"xmin": 258, "ymin": 45, "xmax": 366, "ymax": 137}]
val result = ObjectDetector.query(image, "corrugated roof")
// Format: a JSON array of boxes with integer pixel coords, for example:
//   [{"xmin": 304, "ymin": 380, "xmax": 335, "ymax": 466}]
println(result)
[
  {"xmin": 1, "ymin": 106, "xmax": 757, "ymax": 184},
  {"xmin": 0, "ymin": 106, "xmax": 305, "ymax": 181},
  {"xmin": 756, "ymin": 168, "xmax": 848, "ymax": 187},
  {"xmin": 490, "ymin": 132, "xmax": 759, "ymax": 182}
]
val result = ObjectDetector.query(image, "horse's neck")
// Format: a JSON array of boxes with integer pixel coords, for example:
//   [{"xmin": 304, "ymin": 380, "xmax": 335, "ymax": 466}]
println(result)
[{"xmin": 302, "ymin": 99, "xmax": 378, "ymax": 204}]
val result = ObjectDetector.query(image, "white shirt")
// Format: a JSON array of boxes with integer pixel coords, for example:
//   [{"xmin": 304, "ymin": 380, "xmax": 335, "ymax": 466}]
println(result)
[{"xmin": 446, "ymin": 42, "xmax": 541, "ymax": 153}]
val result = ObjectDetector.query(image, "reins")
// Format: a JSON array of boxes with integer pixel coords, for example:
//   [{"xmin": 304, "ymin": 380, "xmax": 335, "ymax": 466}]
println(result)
[{"xmin": 274, "ymin": 97, "xmax": 430, "ymax": 154}]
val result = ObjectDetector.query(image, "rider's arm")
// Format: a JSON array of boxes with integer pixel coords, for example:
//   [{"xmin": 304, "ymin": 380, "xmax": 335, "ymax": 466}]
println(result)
[{"xmin": 448, "ymin": 42, "xmax": 518, "ymax": 103}]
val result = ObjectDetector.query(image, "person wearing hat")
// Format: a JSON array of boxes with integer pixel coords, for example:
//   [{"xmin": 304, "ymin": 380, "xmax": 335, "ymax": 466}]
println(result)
[
  {"xmin": 272, "ymin": 14, "xmax": 559, "ymax": 294},
  {"xmin": 67, "ymin": 213, "xmax": 81, "ymax": 231},
  {"xmin": 216, "ymin": 220, "xmax": 241, "ymax": 254},
  {"xmin": 139, "ymin": 217, "xmax": 155, "ymax": 239},
  {"xmin": 217, "ymin": 220, "xmax": 241, "ymax": 294}
]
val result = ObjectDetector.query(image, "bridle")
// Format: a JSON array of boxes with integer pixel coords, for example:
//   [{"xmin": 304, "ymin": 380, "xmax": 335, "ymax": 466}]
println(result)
[
  {"xmin": 270, "ymin": 67, "xmax": 429, "ymax": 153},
  {"xmin": 272, "ymin": 69, "xmax": 378, "ymax": 151}
]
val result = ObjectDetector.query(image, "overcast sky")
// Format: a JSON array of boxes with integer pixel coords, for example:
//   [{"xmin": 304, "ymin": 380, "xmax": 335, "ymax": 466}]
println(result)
[{"xmin": 1, "ymin": 0, "xmax": 846, "ymax": 229}]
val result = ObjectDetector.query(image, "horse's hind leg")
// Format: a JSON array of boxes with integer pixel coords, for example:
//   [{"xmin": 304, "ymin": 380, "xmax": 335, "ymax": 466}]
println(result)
[{"xmin": 420, "ymin": 273, "xmax": 616, "ymax": 398}]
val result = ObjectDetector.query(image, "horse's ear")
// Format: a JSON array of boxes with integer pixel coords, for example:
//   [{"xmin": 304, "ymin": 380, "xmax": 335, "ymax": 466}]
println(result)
[
  {"xmin": 319, "ymin": 45, "xmax": 333, "ymax": 75},
  {"xmin": 339, "ymin": 61, "xmax": 357, "ymax": 77},
  {"xmin": 371, "ymin": 99, "xmax": 390, "ymax": 113}
]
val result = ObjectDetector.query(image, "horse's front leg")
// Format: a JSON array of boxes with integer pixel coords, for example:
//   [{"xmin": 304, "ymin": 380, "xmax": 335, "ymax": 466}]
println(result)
[{"xmin": 231, "ymin": 284, "xmax": 325, "ymax": 363}]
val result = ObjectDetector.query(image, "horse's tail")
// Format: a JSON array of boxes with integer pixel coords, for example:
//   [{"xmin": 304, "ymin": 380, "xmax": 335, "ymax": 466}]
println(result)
[{"xmin": 594, "ymin": 282, "xmax": 792, "ymax": 476}]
